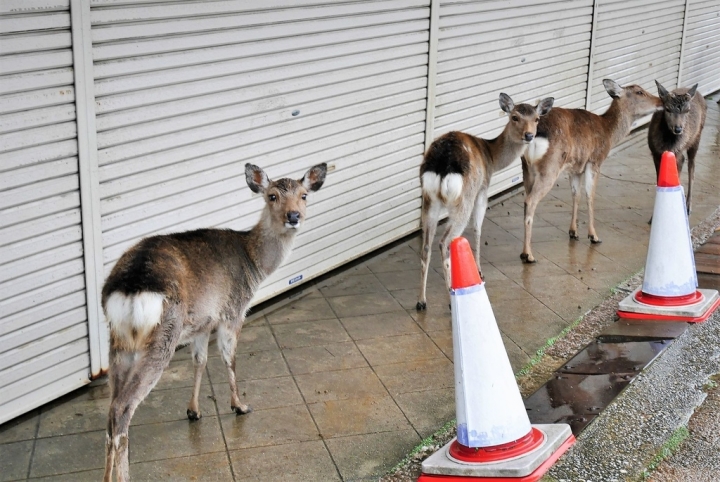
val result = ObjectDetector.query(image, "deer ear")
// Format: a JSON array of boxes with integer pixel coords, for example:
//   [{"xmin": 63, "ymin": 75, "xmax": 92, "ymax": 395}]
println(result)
[
  {"xmin": 686, "ymin": 83, "xmax": 698, "ymax": 98},
  {"xmin": 301, "ymin": 163, "xmax": 327, "ymax": 192},
  {"xmin": 536, "ymin": 97, "xmax": 554, "ymax": 116},
  {"xmin": 603, "ymin": 79, "xmax": 623, "ymax": 98},
  {"xmin": 245, "ymin": 163, "xmax": 270, "ymax": 193},
  {"xmin": 655, "ymin": 80, "xmax": 669, "ymax": 99},
  {"xmin": 499, "ymin": 93, "xmax": 514, "ymax": 113}
]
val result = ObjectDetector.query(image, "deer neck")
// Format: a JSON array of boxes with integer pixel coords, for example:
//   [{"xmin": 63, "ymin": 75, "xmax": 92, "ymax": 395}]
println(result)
[
  {"xmin": 601, "ymin": 99, "xmax": 634, "ymax": 148},
  {"xmin": 486, "ymin": 131, "xmax": 525, "ymax": 173},
  {"xmin": 247, "ymin": 213, "xmax": 297, "ymax": 279}
]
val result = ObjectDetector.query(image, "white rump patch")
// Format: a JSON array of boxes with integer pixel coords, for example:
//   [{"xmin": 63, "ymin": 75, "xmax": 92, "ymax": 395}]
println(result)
[
  {"xmin": 106, "ymin": 292, "xmax": 165, "ymax": 348},
  {"xmin": 524, "ymin": 137, "xmax": 550, "ymax": 164},
  {"xmin": 440, "ymin": 173, "xmax": 463, "ymax": 203},
  {"xmin": 421, "ymin": 171, "xmax": 442, "ymax": 200}
]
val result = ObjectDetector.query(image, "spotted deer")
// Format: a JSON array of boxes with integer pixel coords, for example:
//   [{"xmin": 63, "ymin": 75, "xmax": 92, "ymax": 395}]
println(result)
[
  {"xmin": 519, "ymin": 79, "xmax": 663, "ymax": 263},
  {"xmin": 648, "ymin": 81, "xmax": 706, "ymax": 217},
  {"xmin": 417, "ymin": 93, "xmax": 554, "ymax": 310},
  {"xmin": 101, "ymin": 163, "xmax": 327, "ymax": 482}
]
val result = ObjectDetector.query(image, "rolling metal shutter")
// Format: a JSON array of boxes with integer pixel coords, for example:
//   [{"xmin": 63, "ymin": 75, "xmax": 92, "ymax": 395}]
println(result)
[
  {"xmin": 680, "ymin": 0, "xmax": 720, "ymax": 94},
  {"xmin": 588, "ymin": 0, "xmax": 686, "ymax": 113},
  {"xmin": 0, "ymin": 1, "xmax": 91, "ymax": 424},
  {"xmin": 90, "ymin": 0, "xmax": 430, "ymax": 303},
  {"xmin": 433, "ymin": 0, "xmax": 595, "ymax": 195}
]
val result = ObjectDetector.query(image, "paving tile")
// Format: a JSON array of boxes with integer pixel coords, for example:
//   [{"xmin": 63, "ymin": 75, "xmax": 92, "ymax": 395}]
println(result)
[
  {"xmin": 155, "ymin": 359, "xmax": 207, "ymax": 391},
  {"xmin": 230, "ymin": 440, "xmax": 340, "ymax": 481},
  {"xmin": 340, "ymin": 311, "xmax": 422, "ymax": 340},
  {"xmin": 318, "ymin": 273, "xmax": 387, "ymax": 297},
  {"xmin": 220, "ymin": 404, "xmax": 318, "ymax": 450},
  {"xmin": 326, "ymin": 292, "xmax": 405, "ymax": 318},
  {"xmin": 394, "ymin": 388, "xmax": 455, "ymax": 438},
  {"xmin": 236, "ymin": 324, "xmax": 280, "ymax": 353},
  {"xmin": 356, "ymin": 333, "xmax": 445, "ymax": 366},
  {"xmin": 265, "ymin": 295, "xmax": 337, "ymax": 325},
  {"xmin": 374, "ymin": 267, "xmax": 446, "ymax": 292},
  {"xmin": 206, "ymin": 348, "xmax": 289, "ymax": 383},
  {"xmin": 295, "ymin": 367, "xmax": 388, "ymax": 403},
  {"xmin": 365, "ymin": 245, "xmax": 421, "ymax": 273},
  {"xmin": 129, "ymin": 417, "xmax": 225, "ymax": 463},
  {"xmin": 493, "ymin": 297, "xmax": 568, "ymax": 356},
  {"xmin": 308, "ymin": 396, "xmax": 412, "ymax": 438},
  {"xmin": 29, "ymin": 468, "xmax": 104, "ymax": 481},
  {"xmin": 126, "ymin": 452, "xmax": 233, "ymax": 481},
  {"xmin": 30, "ymin": 430, "xmax": 106, "ymax": 478},
  {"xmin": 273, "ymin": 319, "xmax": 350, "ymax": 349},
  {"xmin": 502, "ymin": 333, "xmax": 532, "ymax": 372},
  {"xmin": 484, "ymin": 278, "xmax": 535, "ymax": 302},
  {"xmin": 0, "ymin": 439, "xmax": 32, "ymax": 482},
  {"xmin": 426, "ymin": 330, "xmax": 453, "ymax": 359},
  {"xmin": 408, "ymin": 306, "xmax": 452, "ymax": 333},
  {"xmin": 0, "ymin": 409, "xmax": 39, "ymax": 444},
  {"xmin": 283, "ymin": 342, "xmax": 369, "ymax": 375},
  {"xmin": 38, "ymin": 393, "xmax": 107, "ymax": 438},
  {"xmin": 324, "ymin": 429, "xmax": 421, "ymax": 480},
  {"xmin": 519, "ymin": 273, "xmax": 594, "ymax": 300},
  {"xmin": 213, "ymin": 376, "xmax": 304, "ymax": 415},
  {"xmin": 374, "ymin": 358, "xmax": 454, "ymax": 396},
  {"xmin": 539, "ymin": 290, "xmax": 605, "ymax": 323}
]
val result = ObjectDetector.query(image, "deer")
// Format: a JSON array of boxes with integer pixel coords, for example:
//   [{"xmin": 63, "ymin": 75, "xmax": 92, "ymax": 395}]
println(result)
[
  {"xmin": 519, "ymin": 79, "xmax": 663, "ymax": 264},
  {"xmin": 648, "ymin": 80, "xmax": 706, "ymax": 218},
  {"xmin": 101, "ymin": 163, "xmax": 327, "ymax": 482},
  {"xmin": 416, "ymin": 93, "xmax": 554, "ymax": 310}
]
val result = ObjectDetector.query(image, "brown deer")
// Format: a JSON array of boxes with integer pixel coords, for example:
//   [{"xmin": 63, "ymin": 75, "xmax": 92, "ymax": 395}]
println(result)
[
  {"xmin": 101, "ymin": 163, "xmax": 326, "ymax": 482},
  {"xmin": 648, "ymin": 81, "xmax": 706, "ymax": 217},
  {"xmin": 519, "ymin": 79, "xmax": 663, "ymax": 264},
  {"xmin": 417, "ymin": 93, "xmax": 554, "ymax": 310}
]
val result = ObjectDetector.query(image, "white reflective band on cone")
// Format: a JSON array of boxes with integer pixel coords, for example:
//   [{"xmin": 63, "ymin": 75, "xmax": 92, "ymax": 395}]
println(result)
[
  {"xmin": 451, "ymin": 284, "xmax": 532, "ymax": 448},
  {"xmin": 642, "ymin": 186, "xmax": 697, "ymax": 296}
]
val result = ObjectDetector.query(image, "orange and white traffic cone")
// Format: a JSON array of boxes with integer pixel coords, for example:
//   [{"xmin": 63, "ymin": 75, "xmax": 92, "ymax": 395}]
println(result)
[
  {"xmin": 419, "ymin": 237, "xmax": 575, "ymax": 482},
  {"xmin": 618, "ymin": 151, "xmax": 720, "ymax": 322}
]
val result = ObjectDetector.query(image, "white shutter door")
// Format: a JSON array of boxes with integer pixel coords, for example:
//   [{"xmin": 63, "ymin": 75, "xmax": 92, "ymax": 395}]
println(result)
[
  {"xmin": 680, "ymin": 0, "xmax": 720, "ymax": 94},
  {"xmin": 0, "ymin": 1, "xmax": 91, "ymax": 424},
  {"xmin": 588, "ymin": 0, "xmax": 686, "ymax": 113},
  {"xmin": 90, "ymin": 0, "xmax": 430, "ymax": 303},
  {"xmin": 434, "ymin": 0, "xmax": 594, "ymax": 196}
]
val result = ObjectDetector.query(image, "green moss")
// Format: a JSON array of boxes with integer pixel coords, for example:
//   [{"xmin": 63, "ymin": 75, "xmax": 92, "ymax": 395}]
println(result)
[{"xmin": 640, "ymin": 425, "xmax": 690, "ymax": 480}]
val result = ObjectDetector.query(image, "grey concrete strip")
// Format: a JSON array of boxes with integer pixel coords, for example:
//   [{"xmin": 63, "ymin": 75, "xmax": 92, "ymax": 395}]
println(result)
[{"xmin": 548, "ymin": 310, "xmax": 720, "ymax": 481}]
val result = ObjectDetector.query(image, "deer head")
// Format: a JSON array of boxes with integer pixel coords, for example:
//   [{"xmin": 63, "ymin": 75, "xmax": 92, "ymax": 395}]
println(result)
[
  {"xmin": 655, "ymin": 80, "xmax": 699, "ymax": 136},
  {"xmin": 499, "ymin": 93, "xmax": 554, "ymax": 143}
]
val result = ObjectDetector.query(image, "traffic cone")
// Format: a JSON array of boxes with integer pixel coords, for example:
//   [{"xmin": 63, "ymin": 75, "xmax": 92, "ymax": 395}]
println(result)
[
  {"xmin": 419, "ymin": 237, "xmax": 575, "ymax": 482},
  {"xmin": 617, "ymin": 152, "xmax": 720, "ymax": 322}
]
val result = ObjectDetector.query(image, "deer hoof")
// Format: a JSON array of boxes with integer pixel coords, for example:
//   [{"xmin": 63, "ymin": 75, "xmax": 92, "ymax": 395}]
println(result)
[
  {"xmin": 520, "ymin": 253, "xmax": 536, "ymax": 264},
  {"xmin": 589, "ymin": 235, "xmax": 602, "ymax": 244},
  {"xmin": 232, "ymin": 405, "xmax": 253, "ymax": 415},
  {"xmin": 186, "ymin": 409, "xmax": 202, "ymax": 421},
  {"xmin": 569, "ymin": 230, "xmax": 580, "ymax": 241},
  {"xmin": 416, "ymin": 301, "xmax": 427, "ymax": 311}
]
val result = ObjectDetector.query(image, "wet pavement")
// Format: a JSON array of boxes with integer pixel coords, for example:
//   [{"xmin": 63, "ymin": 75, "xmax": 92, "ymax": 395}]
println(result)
[{"xmin": 1, "ymin": 98, "xmax": 718, "ymax": 481}]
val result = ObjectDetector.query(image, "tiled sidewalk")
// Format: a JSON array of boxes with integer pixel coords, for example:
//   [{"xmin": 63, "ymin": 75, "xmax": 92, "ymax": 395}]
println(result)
[{"xmin": 1, "ymin": 98, "xmax": 718, "ymax": 481}]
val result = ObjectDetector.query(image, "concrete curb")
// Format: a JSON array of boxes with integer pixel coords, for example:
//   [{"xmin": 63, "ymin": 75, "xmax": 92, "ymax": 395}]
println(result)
[{"xmin": 547, "ymin": 310, "xmax": 720, "ymax": 481}]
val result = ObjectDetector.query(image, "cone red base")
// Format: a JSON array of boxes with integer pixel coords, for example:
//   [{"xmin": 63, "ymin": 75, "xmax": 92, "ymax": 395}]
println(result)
[
  {"xmin": 419, "ymin": 425, "xmax": 574, "ymax": 481},
  {"xmin": 617, "ymin": 287, "xmax": 720, "ymax": 323},
  {"xmin": 418, "ymin": 433, "xmax": 575, "ymax": 482}
]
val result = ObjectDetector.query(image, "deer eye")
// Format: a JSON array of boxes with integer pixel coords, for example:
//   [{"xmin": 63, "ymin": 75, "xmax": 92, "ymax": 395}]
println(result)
[
  {"xmin": 636, "ymin": 90, "xmax": 644, "ymax": 95},
  {"xmin": 535, "ymin": 118, "xmax": 539, "ymax": 123},
  {"xmin": 268, "ymin": 194, "xmax": 277, "ymax": 202},
  {"xmin": 301, "ymin": 194, "xmax": 307, "ymax": 201},
  {"xmin": 512, "ymin": 115, "xmax": 519, "ymax": 122}
]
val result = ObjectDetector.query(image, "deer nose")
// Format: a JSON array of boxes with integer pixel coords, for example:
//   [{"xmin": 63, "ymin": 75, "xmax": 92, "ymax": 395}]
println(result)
[
  {"xmin": 524, "ymin": 133, "xmax": 534, "ymax": 142},
  {"xmin": 287, "ymin": 211, "xmax": 301, "ymax": 225},
  {"xmin": 673, "ymin": 126, "xmax": 683, "ymax": 134}
]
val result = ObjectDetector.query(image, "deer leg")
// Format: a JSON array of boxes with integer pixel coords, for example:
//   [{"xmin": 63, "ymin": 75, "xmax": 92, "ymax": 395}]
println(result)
[
  {"xmin": 472, "ymin": 189, "xmax": 489, "ymax": 280},
  {"xmin": 569, "ymin": 174, "xmax": 582, "ymax": 240},
  {"xmin": 187, "ymin": 332, "xmax": 210, "ymax": 420},
  {"xmin": 417, "ymin": 196, "xmax": 441, "ymax": 311},
  {"xmin": 104, "ymin": 350, "xmax": 135, "ymax": 482},
  {"xmin": 521, "ymin": 170, "xmax": 557, "ymax": 263},
  {"xmin": 649, "ymin": 153, "xmax": 663, "ymax": 224},
  {"xmin": 217, "ymin": 323, "xmax": 252, "ymax": 415},
  {"xmin": 585, "ymin": 165, "xmax": 602, "ymax": 244},
  {"xmin": 686, "ymin": 147, "xmax": 697, "ymax": 215},
  {"xmin": 107, "ymin": 343, "xmax": 177, "ymax": 482},
  {"xmin": 439, "ymin": 203, "xmax": 474, "ymax": 290}
]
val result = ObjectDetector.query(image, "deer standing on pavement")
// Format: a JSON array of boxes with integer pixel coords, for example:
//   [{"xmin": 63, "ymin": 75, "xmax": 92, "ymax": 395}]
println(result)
[
  {"xmin": 648, "ymin": 81, "xmax": 706, "ymax": 217},
  {"xmin": 101, "ymin": 163, "xmax": 327, "ymax": 482},
  {"xmin": 519, "ymin": 79, "xmax": 663, "ymax": 264},
  {"xmin": 416, "ymin": 93, "xmax": 554, "ymax": 310}
]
